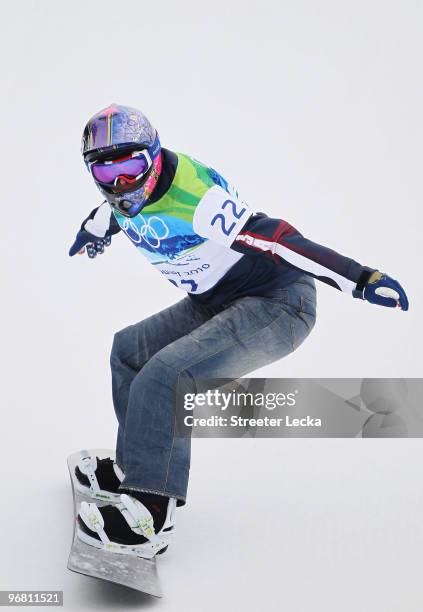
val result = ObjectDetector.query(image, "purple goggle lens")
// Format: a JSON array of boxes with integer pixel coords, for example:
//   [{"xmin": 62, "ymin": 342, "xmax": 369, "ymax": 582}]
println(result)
[{"xmin": 90, "ymin": 152, "xmax": 151, "ymax": 189}]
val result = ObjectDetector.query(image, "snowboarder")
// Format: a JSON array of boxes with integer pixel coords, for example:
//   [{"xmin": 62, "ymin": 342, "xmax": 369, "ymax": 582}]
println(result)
[{"xmin": 70, "ymin": 103, "xmax": 408, "ymax": 557}]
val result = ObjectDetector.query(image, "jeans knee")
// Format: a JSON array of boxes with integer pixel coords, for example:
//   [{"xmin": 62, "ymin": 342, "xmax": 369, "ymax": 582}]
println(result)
[
  {"xmin": 138, "ymin": 354, "xmax": 195, "ymax": 394},
  {"xmin": 139, "ymin": 353, "xmax": 173, "ymax": 382},
  {"xmin": 110, "ymin": 325, "xmax": 134, "ymax": 368}
]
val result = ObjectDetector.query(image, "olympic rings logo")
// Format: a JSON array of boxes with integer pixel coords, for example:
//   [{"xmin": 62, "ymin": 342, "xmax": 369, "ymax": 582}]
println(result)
[{"xmin": 121, "ymin": 215, "xmax": 170, "ymax": 248}]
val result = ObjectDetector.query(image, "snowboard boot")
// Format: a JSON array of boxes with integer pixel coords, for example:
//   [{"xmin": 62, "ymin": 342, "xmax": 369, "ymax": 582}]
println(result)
[
  {"xmin": 75, "ymin": 450, "xmax": 124, "ymax": 502},
  {"xmin": 77, "ymin": 493, "xmax": 176, "ymax": 559}
]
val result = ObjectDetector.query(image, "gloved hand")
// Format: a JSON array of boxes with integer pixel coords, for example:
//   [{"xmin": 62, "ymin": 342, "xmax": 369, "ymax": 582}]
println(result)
[
  {"xmin": 69, "ymin": 202, "xmax": 120, "ymax": 259},
  {"xmin": 363, "ymin": 271, "xmax": 409, "ymax": 310},
  {"xmin": 69, "ymin": 229, "xmax": 112, "ymax": 259}
]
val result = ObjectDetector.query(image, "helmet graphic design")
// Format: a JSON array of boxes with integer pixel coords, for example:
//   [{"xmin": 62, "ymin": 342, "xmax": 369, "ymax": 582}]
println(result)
[{"xmin": 82, "ymin": 104, "xmax": 162, "ymax": 217}]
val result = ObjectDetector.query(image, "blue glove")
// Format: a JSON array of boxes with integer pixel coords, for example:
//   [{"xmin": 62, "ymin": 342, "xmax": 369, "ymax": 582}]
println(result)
[
  {"xmin": 69, "ymin": 229, "xmax": 112, "ymax": 259},
  {"xmin": 69, "ymin": 202, "xmax": 119, "ymax": 259},
  {"xmin": 363, "ymin": 271, "xmax": 409, "ymax": 310}
]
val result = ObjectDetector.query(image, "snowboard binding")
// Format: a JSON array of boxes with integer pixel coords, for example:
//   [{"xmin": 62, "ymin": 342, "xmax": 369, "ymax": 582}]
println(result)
[
  {"xmin": 77, "ymin": 494, "xmax": 176, "ymax": 559},
  {"xmin": 75, "ymin": 450, "xmax": 124, "ymax": 502}
]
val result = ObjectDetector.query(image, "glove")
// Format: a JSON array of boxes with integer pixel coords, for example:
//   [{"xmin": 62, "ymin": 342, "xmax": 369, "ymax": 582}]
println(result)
[
  {"xmin": 69, "ymin": 202, "xmax": 120, "ymax": 259},
  {"xmin": 69, "ymin": 230, "xmax": 112, "ymax": 258},
  {"xmin": 363, "ymin": 271, "xmax": 409, "ymax": 310}
]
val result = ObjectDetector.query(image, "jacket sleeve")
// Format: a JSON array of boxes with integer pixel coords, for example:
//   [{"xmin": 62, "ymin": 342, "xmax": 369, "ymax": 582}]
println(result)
[
  {"xmin": 82, "ymin": 201, "xmax": 121, "ymax": 238},
  {"xmin": 231, "ymin": 212, "xmax": 374, "ymax": 296}
]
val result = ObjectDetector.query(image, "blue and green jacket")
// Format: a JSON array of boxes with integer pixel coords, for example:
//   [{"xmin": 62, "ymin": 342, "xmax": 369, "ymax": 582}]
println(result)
[{"xmin": 82, "ymin": 148, "xmax": 373, "ymax": 307}]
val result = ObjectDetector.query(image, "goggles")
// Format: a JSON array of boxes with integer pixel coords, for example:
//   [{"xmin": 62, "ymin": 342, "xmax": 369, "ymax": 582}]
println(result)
[{"xmin": 88, "ymin": 149, "xmax": 152, "ymax": 194}]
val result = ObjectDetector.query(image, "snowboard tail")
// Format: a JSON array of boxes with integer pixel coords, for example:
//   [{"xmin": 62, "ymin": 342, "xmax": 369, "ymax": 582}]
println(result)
[{"xmin": 67, "ymin": 449, "xmax": 163, "ymax": 597}]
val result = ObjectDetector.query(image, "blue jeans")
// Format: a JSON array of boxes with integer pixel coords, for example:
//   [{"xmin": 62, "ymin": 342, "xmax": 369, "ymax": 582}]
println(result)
[{"xmin": 111, "ymin": 274, "xmax": 316, "ymax": 504}]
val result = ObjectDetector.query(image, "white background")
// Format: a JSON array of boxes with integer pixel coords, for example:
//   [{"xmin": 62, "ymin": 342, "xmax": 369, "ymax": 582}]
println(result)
[{"xmin": 1, "ymin": 1, "xmax": 422, "ymax": 610}]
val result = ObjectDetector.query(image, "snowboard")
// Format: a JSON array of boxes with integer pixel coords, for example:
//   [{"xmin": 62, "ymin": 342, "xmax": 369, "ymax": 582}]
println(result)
[{"xmin": 67, "ymin": 449, "xmax": 163, "ymax": 597}]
